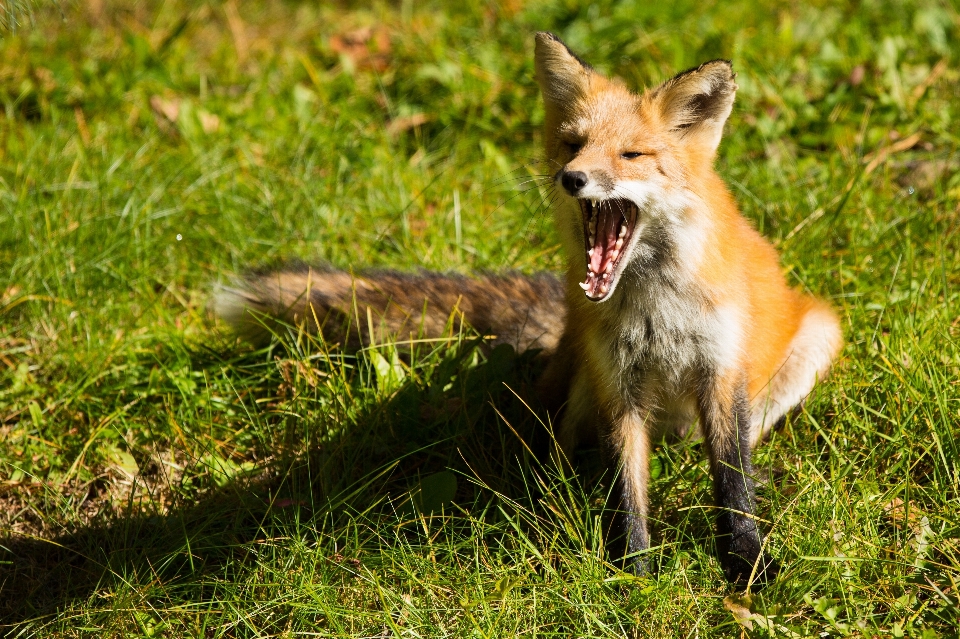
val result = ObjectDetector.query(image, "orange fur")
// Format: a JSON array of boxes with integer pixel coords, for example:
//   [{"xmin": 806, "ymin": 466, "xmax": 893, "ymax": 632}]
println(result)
[
  {"xmin": 534, "ymin": 32, "xmax": 842, "ymax": 581},
  {"xmin": 535, "ymin": 33, "xmax": 841, "ymax": 444}
]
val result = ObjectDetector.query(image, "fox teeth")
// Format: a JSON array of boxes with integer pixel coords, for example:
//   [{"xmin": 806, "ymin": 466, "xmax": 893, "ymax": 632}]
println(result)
[
  {"xmin": 600, "ymin": 283, "xmax": 609, "ymax": 295},
  {"xmin": 579, "ymin": 281, "xmax": 590, "ymax": 291},
  {"xmin": 618, "ymin": 225, "xmax": 626, "ymax": 238},
  {"xmin": 588, "ymin": 247, "xmax": 595, "ymax": 257},
  {"xmin": 615, "ymin": 238, "xmax": 624, "ymax": 251}
]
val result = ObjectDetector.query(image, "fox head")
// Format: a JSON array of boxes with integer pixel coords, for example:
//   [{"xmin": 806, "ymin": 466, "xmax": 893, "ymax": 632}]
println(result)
[{"xmin": 534, "ymin": 32, "xmax": 737, "ymax": 303}]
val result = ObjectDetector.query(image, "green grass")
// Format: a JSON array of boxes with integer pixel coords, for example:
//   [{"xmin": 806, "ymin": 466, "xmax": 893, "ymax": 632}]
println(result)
[{"xmin": 1, "ymin": 0, "xmax": 959, "ymax": 636}]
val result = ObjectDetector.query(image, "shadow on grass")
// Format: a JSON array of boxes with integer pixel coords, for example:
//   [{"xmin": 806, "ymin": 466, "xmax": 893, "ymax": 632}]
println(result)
[
  {"xmin": 0, "ymin": 340, "xmax": 562, "ymax": 627},
  {"xmin": 0, "ymin": 338, "xmax": 725, "ymax": 630}
]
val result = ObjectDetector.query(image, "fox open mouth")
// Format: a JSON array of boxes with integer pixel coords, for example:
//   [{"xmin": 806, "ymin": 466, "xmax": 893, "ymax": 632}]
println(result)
[{"xmin": 579, "ymin": 198, "xmax": 638, "ymax": 301}]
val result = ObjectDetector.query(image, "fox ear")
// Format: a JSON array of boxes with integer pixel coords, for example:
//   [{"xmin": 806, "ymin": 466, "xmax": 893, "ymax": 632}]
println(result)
[
  {"xmin": 534, "ymin": 32, "xmax": 593, "ymax": 115},
  {"xmin": 652, "ymin": 60, "xmax": 737, "ymax": 155}
]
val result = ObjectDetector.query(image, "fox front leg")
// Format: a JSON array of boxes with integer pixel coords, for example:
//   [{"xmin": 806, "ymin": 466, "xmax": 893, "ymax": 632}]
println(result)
[
  {"xmin": 610, "ymin": 411, "xmax": 653, "ymax": 574},
  {"xmin": 699, "ymin": 375, "xmax": 780, "ymax": 585}
]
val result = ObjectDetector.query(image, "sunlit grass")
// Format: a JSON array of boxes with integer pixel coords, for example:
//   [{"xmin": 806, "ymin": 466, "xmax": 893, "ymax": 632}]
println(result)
[{"xmin": 1, "ymin": 0, "xmax": 958, "ymax": 636}]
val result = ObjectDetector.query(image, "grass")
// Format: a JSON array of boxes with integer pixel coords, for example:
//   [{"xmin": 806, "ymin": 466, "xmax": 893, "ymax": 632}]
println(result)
[{"xmin": 1, "ymin": 0, "xmax": 959, "ymax": 636}]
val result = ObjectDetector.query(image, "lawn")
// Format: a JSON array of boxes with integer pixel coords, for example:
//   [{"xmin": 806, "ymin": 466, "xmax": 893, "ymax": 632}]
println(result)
[{"xmin": 1, "ymin": 0, "xmax": 959, "ymax": 636}]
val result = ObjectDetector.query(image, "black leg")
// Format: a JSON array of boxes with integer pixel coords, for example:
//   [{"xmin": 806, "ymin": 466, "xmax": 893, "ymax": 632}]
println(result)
[{"xmin": 700, "ymin": 378, "xmax": 779, "ymax": 585}]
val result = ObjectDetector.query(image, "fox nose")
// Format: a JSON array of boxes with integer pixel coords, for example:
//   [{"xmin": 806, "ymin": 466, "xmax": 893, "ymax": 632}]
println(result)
[{"xmin": 560, "ymin": 171, "xmax": 588, "ymax": 195}]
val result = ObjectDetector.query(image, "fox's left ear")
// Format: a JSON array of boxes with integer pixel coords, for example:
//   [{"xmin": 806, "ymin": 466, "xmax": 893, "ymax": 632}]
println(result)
[
  {"xmin": 534, "ymin": 32, "xmax": 593, "ymax": 116},
  {"xmin": 652, "ymin": 60, "xmax": 737, "ymax": 155}
]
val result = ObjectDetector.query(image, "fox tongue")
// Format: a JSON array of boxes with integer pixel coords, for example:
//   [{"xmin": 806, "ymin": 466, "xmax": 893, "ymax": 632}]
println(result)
[
  {"xmin": 588, "ymin": 208, "xmax": 620, "ymax": 273},
  {"xmin": 580, "ymin": 202, "xmax": 625, "ymax": 299}
]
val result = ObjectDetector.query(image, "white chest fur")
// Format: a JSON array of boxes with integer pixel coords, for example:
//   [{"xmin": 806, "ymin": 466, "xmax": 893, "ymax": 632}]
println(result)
[{"xmin": 579, "ymin": 263, "xmax": 743, "ymax": 436}]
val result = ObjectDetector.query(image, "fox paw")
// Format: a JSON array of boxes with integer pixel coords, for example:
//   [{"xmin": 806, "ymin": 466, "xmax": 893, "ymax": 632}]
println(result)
[{"xmin": 720, "ymin": 548, "xmax": 779, "ymax": 587}]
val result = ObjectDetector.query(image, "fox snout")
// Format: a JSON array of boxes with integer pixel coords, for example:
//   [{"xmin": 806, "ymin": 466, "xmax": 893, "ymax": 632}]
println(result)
[
  {"xmin": 560, "ymin": 170, "xmax": 588, "ymax": 195},
  {"xmin": 558, "ymin": 168, "xmax": 614, "ymax": 198}
]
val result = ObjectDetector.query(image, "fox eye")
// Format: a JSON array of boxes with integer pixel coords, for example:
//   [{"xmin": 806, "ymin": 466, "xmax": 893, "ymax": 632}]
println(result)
[
  {"xmin": 566, "ymin": 142, "xmax": 583, "ymax": 154},
  {"xmin": 621, "ymin": 151, "xmax": 645, "ymax": 160}
]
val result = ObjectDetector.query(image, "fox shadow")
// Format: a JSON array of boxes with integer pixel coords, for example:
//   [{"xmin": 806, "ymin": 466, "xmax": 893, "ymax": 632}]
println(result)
[
  {"xmin": 0, "ymin": 339, "xmax": 549, "ymax": 626},
  {"xmin": 0, "ymin": 337, "xmax": 731, "ymax": 628}
]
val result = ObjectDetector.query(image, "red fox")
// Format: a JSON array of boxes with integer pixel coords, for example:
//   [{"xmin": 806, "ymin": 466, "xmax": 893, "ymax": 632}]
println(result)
[{"xmin": 216, "ymin": 32, "xmax": 842, "ymax": 584}]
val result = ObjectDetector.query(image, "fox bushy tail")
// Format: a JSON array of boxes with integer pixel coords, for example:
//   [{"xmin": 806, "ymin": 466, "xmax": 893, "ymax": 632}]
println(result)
[{"xmin": 214, "ymin": 264, "xmax": 566, "ymax": 354}]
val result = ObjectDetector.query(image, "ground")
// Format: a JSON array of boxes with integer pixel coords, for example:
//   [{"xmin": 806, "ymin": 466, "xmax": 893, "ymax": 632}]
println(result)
[{"xmin": 1, "ymin": 0, "xmax": 959, "ymax": 636}]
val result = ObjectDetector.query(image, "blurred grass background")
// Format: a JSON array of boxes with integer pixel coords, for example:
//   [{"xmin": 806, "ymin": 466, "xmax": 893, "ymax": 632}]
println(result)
[{"xmin": 0, "ymin": 0, "xmax": 959, "ymax": 636}]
